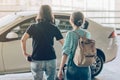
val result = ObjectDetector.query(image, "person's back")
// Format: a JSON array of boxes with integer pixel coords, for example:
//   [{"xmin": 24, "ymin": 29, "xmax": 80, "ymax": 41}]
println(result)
[
  {"xmin": 21, "ymin": 5, "xmax": 64, "ymax": 80},
  {"xmin": 58, "ymin": 11, "xmax": 91, "ymax": 80},
  {"xmin": 27, "ymin": 21, "xmax": 62, "ymax": 60}
]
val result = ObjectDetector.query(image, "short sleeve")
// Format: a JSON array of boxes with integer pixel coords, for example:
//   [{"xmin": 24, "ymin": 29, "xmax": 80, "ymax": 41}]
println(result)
[
  {"xmin": 86, "ymin": 31, "xmax": 91, "ymax": 39},
  {"xmin": 54, "ymin": 27, "xmax": 63, "ymax": 40},
  {"xmin": 62, "ymin": 31, "xmax": 73, "ymax": 55},
  {"xmin": 26, "ymin": 24, "xmax": 34, "ymax": 37}
]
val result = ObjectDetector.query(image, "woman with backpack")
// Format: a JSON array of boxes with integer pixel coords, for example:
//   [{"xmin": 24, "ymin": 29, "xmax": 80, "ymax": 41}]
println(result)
[{"xmin": 58, "ymin": 11, "xmax": 91, "ymax": 80}]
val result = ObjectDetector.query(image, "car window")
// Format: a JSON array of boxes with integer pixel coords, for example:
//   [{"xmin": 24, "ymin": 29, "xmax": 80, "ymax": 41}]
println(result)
[
  {"xmin": 54, "ymin": 15, "xmax": 72, "ymax": 31},
  {"xmin": 55, "ymin": 16, "xmax": 88, "ymax": 30},
  {"xmin": 9, "ymin": 17, "xmax": 36, "ymax": 39},
  {"xmin": 55, "ymin": 18, "xmax": 72, "ymax": 30}
]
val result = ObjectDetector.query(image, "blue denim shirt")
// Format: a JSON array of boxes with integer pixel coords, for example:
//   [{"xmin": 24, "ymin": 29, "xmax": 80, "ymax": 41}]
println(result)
[{"xmin": 62, "ymin": 28, "xmax": 91, "ymax": 59}]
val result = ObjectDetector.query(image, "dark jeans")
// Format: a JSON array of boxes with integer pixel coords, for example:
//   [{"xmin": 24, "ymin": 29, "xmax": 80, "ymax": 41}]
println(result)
[{"xmin": 65, "ymin": 60, "xmax": 91, "ymax": 80}]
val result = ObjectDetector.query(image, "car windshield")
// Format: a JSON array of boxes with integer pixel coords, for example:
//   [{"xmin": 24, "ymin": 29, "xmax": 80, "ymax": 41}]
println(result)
[{"xmin": 0, "ymin": 13, "xmax": 18, "ymax": 28}]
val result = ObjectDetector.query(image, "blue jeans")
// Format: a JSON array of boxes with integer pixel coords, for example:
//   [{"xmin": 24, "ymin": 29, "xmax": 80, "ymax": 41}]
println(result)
[
  {"xmin": 31, "ymin": 59, "xmax": 56, "ymax": 80},
  {"xmin": 65, "ymin": 60, "xmax": 91, "ymax": 80}
]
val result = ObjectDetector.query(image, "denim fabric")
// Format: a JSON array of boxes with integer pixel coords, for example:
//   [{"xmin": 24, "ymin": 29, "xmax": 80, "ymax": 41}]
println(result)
[
  {"xmin": 31, "ymin": 59, "xmax": 56, "ymax": 80},
  {"xmin": 65, "ymin": 60, "xmax": 91, "ymax": 80}
]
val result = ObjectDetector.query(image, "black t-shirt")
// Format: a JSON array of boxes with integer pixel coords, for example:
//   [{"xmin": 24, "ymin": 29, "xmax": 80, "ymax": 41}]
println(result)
[{"xmin": 26, "ymin": 21, "xmax": 63, "ymax": 60}]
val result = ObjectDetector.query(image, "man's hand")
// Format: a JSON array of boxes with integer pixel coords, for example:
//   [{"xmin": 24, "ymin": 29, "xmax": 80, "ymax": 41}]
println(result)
[{"xmin": 24, "ymin": 53, "xmax": 31, "ymax": 62}]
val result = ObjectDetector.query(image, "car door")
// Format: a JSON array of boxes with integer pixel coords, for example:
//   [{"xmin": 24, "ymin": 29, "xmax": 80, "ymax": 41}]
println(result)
[
  {"xmin": 54, "ymin": 15, "xmax": 72, "ymax": 68},
  {"xmin": 0, "ymin": 42, "xmax": 5, "ymax": 74},
  {"xmin": 2, "ymin": 17, "xmax": 35, "ymax": 73}
]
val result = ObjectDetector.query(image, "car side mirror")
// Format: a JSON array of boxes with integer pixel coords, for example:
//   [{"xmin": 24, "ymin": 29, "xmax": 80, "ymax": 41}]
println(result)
[
  {"xmin": 6, "ymin": 32, "xmax": 18, "ymax": 39},
  {"xmin": 83, "ymin": 20, "xmax": 89, "ymax": 29}
]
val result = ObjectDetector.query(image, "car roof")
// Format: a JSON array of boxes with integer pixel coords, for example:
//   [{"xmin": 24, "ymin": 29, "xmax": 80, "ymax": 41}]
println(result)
[{"xmin": 0, "ymin": 11, "xmax": 70, "ymax": 27}]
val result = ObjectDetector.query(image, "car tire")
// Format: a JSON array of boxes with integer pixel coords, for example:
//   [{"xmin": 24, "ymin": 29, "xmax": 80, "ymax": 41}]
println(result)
[{"xmin": 90, "ymin": 55, "xmax": 104, "ymax": 78}]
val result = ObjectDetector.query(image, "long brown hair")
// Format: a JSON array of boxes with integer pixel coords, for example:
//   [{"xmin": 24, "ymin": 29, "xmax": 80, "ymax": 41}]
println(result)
[{"xmin": 36, "ymin": 5, "xmax": 54, "ymax": 23}]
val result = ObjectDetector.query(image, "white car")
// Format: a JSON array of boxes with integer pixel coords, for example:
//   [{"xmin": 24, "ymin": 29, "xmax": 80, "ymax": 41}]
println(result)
[{"xmin": 0, "ymin": 11, "xmax": 118, "ymax": 77}]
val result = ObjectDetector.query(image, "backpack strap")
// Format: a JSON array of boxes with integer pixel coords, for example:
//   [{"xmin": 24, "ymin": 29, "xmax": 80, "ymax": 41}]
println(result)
[
  {"xmin": 82, "ymin": 31, "xmax": 87, "ymax": 42},
  {"xmin": 83, "ymin": 31, "xmax": 86, "ymax": 37},
  {"xmin": 73, "ymin": 31, "xmax": 81, "ymax": 39},
  {"xmin": 73, "ymin": 31, "xmax": 87, "ymax": 38}
]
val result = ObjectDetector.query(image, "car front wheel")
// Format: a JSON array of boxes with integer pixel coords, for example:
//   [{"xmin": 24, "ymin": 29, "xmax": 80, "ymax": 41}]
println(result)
[{"xmin": 90, "ymin": 55, "xmax": 104, "ymax": 77}]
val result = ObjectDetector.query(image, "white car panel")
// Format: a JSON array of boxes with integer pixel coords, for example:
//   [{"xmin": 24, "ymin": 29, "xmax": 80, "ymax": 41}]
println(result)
[
  {"xmin": 2, "ymin": 40, "xmax": 30, "ymax": 73},
  {"xmin": 87, "ymin": 19, "xmax": 118, "ymax": 61},
  {"xmin": 0, "ymin": 43, "xmax": 4, "ymax": 73}
]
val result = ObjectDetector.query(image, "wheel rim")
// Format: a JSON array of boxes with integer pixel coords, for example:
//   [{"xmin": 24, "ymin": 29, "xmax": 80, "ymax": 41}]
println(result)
[{"xmin": 90, "ymin": 56, "xmax": 103, "ymax": 76}]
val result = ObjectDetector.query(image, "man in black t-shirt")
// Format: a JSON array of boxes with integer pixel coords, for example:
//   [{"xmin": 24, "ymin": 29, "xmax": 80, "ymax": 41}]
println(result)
[
  {"xmin": 21, "ymin": 5, "xmax": 63, "ymax": 80},
  {"xmin": 26, "ymin": 22, "xmax": 63, "ymax": 60}
]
